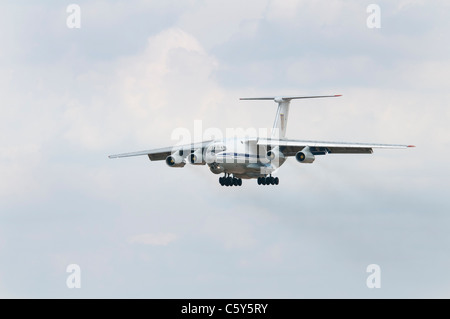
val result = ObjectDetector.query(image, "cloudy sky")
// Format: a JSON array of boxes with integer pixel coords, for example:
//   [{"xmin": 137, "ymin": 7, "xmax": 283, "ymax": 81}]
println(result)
[{"xmin": 1, "ymin": 0, "xmax": 449, "ymax": 298}]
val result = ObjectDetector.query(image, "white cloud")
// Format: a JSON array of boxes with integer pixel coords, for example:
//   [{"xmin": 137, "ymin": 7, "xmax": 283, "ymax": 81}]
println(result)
[
  {"xmin": 397, "ymin": 0, "xmax": 427, "ymax": 10},
  {"xmin": 128, "ymin": 232, "xmax": 177, "ymax": 246},
  {"xmin": 61, "ymin": 27, "xmax": 223, "ymax": 150},
  {"xmin": 177, "ymin": 0, "xmax": 268, "ymax": 49}
]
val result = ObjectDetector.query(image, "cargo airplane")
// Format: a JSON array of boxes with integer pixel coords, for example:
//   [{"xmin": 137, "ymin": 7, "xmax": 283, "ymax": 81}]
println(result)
[{"xmin": 109, "ymin": 94, "xmax": 414, "ymax": 187}]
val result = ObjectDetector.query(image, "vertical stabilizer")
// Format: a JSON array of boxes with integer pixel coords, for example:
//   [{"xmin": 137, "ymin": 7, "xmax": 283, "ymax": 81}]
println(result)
[{"xmin": 271, "ymin": 97, "xmax": 290, "ymax": 139}]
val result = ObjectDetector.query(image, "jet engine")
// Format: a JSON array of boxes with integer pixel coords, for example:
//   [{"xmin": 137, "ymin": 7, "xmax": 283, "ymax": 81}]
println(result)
[
  {"xmin": 188, "ymin": 149, "xmax": 205, "ymax": 165},
  {"xmin": 266, "ymin": 146, "xmax": 285, "ymax": 163},
  {"xmin": 165, "ymin": 150, "xmax": 186, "ymax": 167},
  {"xmin": 295, "ymin": 146, "xmax": 315, "ymax": 164}
]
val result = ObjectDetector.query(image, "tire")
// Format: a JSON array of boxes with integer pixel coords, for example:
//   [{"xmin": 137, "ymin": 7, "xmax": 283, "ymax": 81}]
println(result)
[{"xmin": 274, "ymin": 177, "xmax": 279, "ymax": 185}]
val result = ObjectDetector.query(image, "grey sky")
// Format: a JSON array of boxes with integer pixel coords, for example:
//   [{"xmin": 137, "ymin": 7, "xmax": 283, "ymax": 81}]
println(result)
[{"xmin": 0, "ymin": 0, "xmax": 449, "ymax": 298}]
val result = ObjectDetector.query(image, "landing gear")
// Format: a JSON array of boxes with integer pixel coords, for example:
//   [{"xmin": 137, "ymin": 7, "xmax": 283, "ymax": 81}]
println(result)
[
  {"xmin": 219, "ymin": 174, "xmax": 242, "ymax": 187},
  {"xmin": 257, "ymin": 175, "xmax": 279, "ymax": 186}
]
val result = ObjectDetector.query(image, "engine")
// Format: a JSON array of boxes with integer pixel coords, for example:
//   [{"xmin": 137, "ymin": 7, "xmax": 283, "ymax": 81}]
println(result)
[
  {"xmin": 165, "ymin": 149, "xmax": 186, "ymax": 167},
  {"xmin": 295, "ymin": 146, "xmax": 315, "ymax": 164},
  {"xmin": 188, "ymin": 149, "xmax": 206, "ymax": 165},
  {"xmin": 266, "ymin": 146, "xmax": 285, "ymax": 164}
]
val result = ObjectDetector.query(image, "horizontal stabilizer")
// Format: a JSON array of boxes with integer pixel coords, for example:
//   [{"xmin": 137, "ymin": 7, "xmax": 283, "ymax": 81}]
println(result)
[{"xmin": 240, "ymin": 95, "xmax": 341, "ymax": 101}]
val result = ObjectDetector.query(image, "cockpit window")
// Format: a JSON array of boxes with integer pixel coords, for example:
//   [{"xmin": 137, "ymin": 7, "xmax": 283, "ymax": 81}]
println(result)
[{"xmin": 209, "ymin": 143, "xmax": 226, "ymax": 155}]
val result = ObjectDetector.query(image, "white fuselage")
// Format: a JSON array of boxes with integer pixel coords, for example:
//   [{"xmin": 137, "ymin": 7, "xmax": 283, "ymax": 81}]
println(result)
[{"xmin": 207, "ymin": 138, "xmax": 286, "ymax": 179}]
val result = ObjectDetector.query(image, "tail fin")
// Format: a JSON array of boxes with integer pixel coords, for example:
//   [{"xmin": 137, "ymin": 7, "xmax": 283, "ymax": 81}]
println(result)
[{"xmin": 240, "ymin": 94, "xmax": 342, "ymax": 138}]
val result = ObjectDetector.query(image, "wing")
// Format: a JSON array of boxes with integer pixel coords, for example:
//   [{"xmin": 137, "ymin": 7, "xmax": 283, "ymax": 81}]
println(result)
[
  {"xmin": 257, "ymin": 138, "xmax": 415, "ymax": 156},
  {"xmin": 108, "ymin": 140, "xmax": 214, "ymax": 161}
]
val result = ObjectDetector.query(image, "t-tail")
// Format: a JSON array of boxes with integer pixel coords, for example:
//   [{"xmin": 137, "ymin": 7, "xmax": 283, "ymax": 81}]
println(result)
[{"xmin": 240, "ymin": 94, "xmax": 342, "ymax": 138}]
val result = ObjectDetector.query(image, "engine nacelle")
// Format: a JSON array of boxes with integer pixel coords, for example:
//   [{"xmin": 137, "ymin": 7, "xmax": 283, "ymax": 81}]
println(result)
[
  {"xmin": 295, "ymin": 146, "xmax": 315, "ymax": 164},
  {"xmin": 165, "ymin": 150, "xmax": 186, "ymax": 167},
  {"xmin": 266, "ymin": 146, "xmax": 285, "ymax": 163},
  {"xmin": 188, "ymin": 149, "xmax": 206, "ymax": 165}
]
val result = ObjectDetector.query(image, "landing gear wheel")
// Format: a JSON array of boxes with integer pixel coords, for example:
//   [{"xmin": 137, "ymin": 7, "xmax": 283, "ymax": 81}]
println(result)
[{"xmin": 257, "ymin": 176, "xmax": 279, "ymax": 186}]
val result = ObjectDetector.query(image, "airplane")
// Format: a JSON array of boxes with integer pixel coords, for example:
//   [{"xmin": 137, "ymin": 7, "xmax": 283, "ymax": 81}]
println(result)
[{"xmin": 109, "ymin": 94, "xmax": 415, "ymax": 187}]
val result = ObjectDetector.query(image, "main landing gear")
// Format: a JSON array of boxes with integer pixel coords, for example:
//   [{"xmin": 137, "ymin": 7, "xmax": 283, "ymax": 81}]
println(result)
[
  {"xmin": 219, "ymin": 174, "xmax": 242, "ymax": 187},
  {"xmin": 218, "ymin": 174, "xmax": 280, "ymax": 187},
  {"xmin": 257, "ymin": 175, "xmax": 279, "ymax": 186}
]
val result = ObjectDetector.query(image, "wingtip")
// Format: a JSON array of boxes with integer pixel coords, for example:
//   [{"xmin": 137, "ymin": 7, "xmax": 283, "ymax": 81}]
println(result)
[
  {"xmin": 407, "ymin": 145, "xmax": 416, "ymax": 148},
  {"xmin": 334, "ymin": 94, "xmax": 342, "ymax": 97}
]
